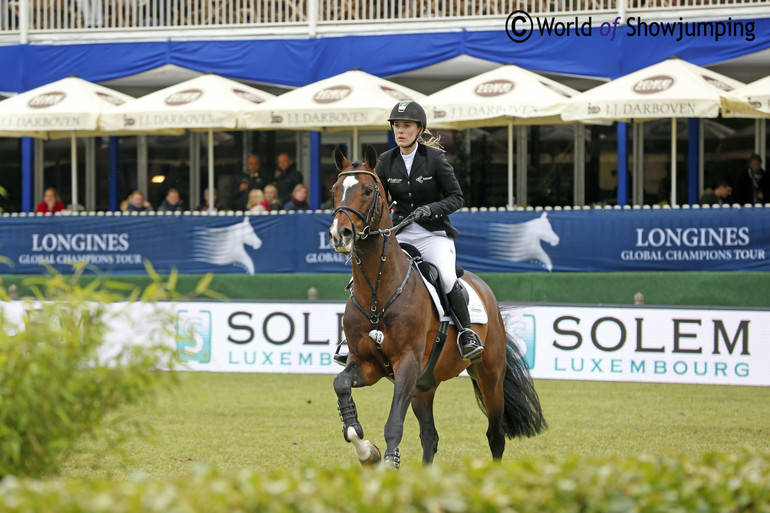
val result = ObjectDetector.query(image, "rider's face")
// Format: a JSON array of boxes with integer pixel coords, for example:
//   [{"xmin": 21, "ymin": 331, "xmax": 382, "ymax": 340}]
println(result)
[{"xmin": 392, "ymin": 120, "xmax": 421, "ymax": 151}]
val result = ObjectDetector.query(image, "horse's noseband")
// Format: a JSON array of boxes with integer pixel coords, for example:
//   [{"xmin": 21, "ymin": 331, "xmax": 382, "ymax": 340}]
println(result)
[{"xmin": 332, "ymin": 170, "xmax": 383, "ymax": 240}]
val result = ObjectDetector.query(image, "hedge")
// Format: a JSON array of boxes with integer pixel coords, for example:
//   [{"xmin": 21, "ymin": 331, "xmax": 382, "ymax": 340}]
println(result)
[{"xmin": 0, "ymin": 450, "xmax": 767, "ymax": 512}]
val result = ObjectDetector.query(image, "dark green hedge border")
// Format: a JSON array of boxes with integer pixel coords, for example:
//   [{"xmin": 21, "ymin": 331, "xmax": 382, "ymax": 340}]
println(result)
[{"xmin": 0, "ymin": 450, "xmax": 767, "ymax": 512}]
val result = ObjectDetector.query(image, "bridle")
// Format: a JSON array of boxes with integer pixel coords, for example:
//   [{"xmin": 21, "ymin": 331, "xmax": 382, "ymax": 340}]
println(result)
[
  {"xmin": 332, "ymin": 169, "xmax": 383, "ymax": 241},
  {"xmin": 332, "ymin": 168, "xmax": 415, "ymax": 330}
]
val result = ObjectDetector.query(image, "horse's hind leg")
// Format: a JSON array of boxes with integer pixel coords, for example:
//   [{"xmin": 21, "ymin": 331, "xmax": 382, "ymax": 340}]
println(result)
[
  {"xmin": 411, "ymin": 390, "xmax": 439, "ymax": 464},
  {"xmin": 333, "ymin": 361, "xmax": 381, "ymax": 466},
  {"xmin": 471, "ymin": 376, "xmax": 506, "ymax": 459}
]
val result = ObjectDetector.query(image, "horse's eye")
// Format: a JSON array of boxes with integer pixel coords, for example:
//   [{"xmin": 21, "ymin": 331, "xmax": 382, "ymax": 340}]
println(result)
[
  {"xmin": 364, "ymin": 188, "xmax": 373, "ymax": 196},
  {"xmin": 329, "ymin": 189, "xmax": 335, "ymax": 197}
]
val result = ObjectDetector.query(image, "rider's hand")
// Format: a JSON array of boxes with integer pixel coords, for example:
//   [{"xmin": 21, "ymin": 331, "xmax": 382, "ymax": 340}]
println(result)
[{"xmin": 413, "ymin": 205, "xmax": 431, "ymax": 221}]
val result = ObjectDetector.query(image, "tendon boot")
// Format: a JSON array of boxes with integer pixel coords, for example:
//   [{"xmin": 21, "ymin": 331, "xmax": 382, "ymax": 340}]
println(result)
[{"xmin": 446, "ymin": 281, "xmax": 484, "ymax": 360}]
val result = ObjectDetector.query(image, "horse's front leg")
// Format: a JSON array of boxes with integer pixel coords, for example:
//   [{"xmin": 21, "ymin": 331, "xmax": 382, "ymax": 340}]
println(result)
[
  {"xmin": 333, "ymin": 359, "xmax": 381, "ymax": 466},
  {"xmin": 411, "ymin": 390, "xmax": 439, "ymax": 464},
  {"xmin": 383, "ymin": 354, "xmax": 420, "ymax": 469}
]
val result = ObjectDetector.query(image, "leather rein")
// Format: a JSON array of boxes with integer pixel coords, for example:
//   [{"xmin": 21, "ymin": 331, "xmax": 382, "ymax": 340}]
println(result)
[{"xmin": 332, "ymin": 170, "xmax": 416, "ymax": 328}]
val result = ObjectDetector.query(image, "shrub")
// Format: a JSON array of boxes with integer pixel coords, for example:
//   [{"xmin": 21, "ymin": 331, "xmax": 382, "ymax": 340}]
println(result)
[
  {"xmin": 0, "ymin": 264, "xmax": 212, "ymax": 478},
  {"xmin": 0, "ymin": 451, "xmax": 768, "ymax": 512}
]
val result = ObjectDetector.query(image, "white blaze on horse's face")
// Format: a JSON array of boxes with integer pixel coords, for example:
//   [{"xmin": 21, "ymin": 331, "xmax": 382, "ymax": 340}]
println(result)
[{"xmin": 341, "ymin": 175, "xmax": 359, "ymax": 203}]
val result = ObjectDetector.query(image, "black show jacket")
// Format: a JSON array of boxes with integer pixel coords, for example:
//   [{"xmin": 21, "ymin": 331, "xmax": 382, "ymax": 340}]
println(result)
[{"xmin": 374, "ymin": 144, "xmax": 464, "ymax": 239}]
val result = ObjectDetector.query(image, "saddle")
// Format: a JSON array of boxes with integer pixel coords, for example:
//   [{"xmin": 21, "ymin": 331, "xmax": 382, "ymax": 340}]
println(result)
[{"xmin": 399, "ymin": 243, "xmax": 467, "ymax": 315}]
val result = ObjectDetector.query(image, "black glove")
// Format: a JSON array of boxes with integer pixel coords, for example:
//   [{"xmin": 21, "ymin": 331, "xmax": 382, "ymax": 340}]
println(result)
[{"xmin": 413, "ymin": 205, "xmax": 431, "ymax": 221}]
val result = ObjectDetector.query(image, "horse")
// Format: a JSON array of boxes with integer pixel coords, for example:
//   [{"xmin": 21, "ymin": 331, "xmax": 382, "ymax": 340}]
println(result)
[
  {"xmin": 489, "ymin": 212, "xmax": 560, "ymax": 271},
  {"xmin": 194, "ymin": 217, "xmax": 262, "ymax": 274},
  {"xmin": 328, "ymin": 145, "xmax": 547, "ymax": 469}
]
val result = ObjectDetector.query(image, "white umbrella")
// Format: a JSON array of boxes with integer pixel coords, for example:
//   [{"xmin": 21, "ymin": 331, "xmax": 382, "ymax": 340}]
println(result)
[
  {"xmin": 560, "ymin": 57, "xmax": 745, "ymax": 206},
  {"xmin": 423, "ymin": 64, "xmax": 581, "ymax": 206},
  {"xmin": 100, "ymin": 74, "xmax": 276, "ymax": 214},
  {"xmin": 0, "ymin": 76, "xmax": 135, "ymax": 210},
  {"xmin": 240, "ymin": 69, "xmax": 426, "ymax": 160},
  {"xmin": 722, "ymin": 75, "xmax": 770, "ymax": 118}
]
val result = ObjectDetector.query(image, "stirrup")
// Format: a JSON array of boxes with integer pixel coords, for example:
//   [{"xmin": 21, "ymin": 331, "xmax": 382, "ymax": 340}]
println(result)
[
  {"xmin": 457, "ymin": 328, "xmax": 484, "ymax": 361},
  {"xmin": 333, "ymin": 339, "xmax": 348, "ymax": 366}
]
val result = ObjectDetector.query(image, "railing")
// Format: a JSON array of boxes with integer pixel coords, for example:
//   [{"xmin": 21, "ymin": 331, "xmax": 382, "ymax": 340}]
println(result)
[{"xmin": 0, "ymin": 0, "xmax": 765, "ymax": 35}]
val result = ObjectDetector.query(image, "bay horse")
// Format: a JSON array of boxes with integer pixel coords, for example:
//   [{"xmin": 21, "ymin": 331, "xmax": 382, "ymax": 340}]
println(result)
[{"xmin": 329, "ymin": 145, "xmax": 546, "ymax": 468}]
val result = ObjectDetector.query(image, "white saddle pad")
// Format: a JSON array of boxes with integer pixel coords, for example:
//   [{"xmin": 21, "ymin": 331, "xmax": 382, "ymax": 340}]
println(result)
[{"xmin": 418, "ymin": 273, "xmax": 488, "ymax": 325}]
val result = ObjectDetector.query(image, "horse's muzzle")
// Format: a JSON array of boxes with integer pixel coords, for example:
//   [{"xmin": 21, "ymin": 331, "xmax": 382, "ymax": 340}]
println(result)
[{"xmin": 329, "ymin": 219, "xmax": 354, "ymax": 254}]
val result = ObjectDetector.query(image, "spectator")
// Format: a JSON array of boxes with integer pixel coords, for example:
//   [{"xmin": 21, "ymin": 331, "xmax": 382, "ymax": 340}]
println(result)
[
  {"xmin": 234, "ymin": 154, "xmax": 269, "ymax": 210},
  {"xmin": 283, "ymin": 183, "xmax": 310, "ymax": 211},
  {"xmin": 263, "ymin": 184, "xmax": 282, "ymax": 211},
  {"xmin": 157, "ymin": 187, "xmax": 183, "ymax": 212},
  {"xmin": 273, "ymin": 153, "xmax": 303, "ymax": 205},
  {"xmin": 196, "ymin": 188, "xmax": 219, "ymax": 213},
  {"xmin": 735, "ymin": 153, "xmax": 769, "ymax": 205},
  {"xmin": 36, "ymin": 187, "xmax": 66, "ymax": 214},
  {"xmin": 125, "ymin": 190, "xmax": 153, "ymax": 212},
  {"xmin": 246, "ymin": 189, "xmax": 270, "ymax": 213},
  {"xmin": 699, "ymin": 181, "xmax": 732, "ymax": 206}
]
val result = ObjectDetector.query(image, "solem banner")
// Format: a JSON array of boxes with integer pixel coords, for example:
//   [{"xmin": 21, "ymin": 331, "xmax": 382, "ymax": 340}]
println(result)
[
  {"xmin": 99, "ymin": 301, "xmax": 770, "ymax": 386},
  {"xmin": 0, "ymin": 208, "xmax": 768, "ymax": 274}
]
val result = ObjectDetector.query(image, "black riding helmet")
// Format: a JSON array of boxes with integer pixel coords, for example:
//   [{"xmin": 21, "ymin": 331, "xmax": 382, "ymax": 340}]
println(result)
[{"xmin": 388, "ymin": 100, "xmax": 427, "ymax": 130}]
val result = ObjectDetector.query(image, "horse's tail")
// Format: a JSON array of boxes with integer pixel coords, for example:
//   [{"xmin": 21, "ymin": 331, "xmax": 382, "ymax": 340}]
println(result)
[{"xmin": 471, "ymin": 333, "xmax": 548, "ymax": 438}]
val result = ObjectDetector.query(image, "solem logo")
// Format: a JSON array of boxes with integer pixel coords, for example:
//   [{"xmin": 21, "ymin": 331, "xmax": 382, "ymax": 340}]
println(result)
[
  {"xmin": 28, "ymin": 91, "xmax": 66, "ymax": 109},
  {"xmin": 176, "ymin": 310, "xmax": 212, "ymax": 363},
  {"xmin": 96, "ymin": 91, "xmax": 125, "ymax": 106},
  {"xmin": 165, "ymin": 89, "xmax": 203, "ymax": 106},
  {"xmin": 233, "ymin": 88, "xmax": 265, "ymax": 104},
  {"xmin": 503, "ymin": 312, "xmax": 536, "ymax": 369},
  {"xmin": 702, "ymin": 75, "xmax": 733, "ymax": 92},
  {"xmin": 380, "ymin": 86, "xmax": 412, "ymax": 101}
]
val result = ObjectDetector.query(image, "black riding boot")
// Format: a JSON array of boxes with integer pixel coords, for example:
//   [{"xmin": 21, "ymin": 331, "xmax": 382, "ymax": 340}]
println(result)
[{"xmin": 446, "ymin": 281, "xmax": 484, "ymax": 360}]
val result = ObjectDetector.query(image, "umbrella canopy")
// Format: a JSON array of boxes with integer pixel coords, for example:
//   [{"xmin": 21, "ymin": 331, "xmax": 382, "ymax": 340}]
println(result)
[
  {"xmin": 423, "ymin": 64, "xmax": 579, "ymax": 128},
  {"xmin": 559, "ymin": 58, "xmax": 745, "ymax": 206},
  {"xmin": 240, "ymin": 69, "xmax": 426, "ymax": 132},
  {"xmin": 99, "ymin": 73, "xmax": 276, "ymax": 132},
  {"xmin": 722, "ymin": 75, "xmax": 770, "ymax": 118},
  {"xmin": 100, "ymin": 74, "xmax": 276, "ymax": 214},
  {"xmin": 0, "ymin": 76, "xmax": 134, "ymax": 139},
  {"xmin": 560, "ymin": 57, "xmax": 744, "ymax": 122},
  {"xmin": 0, "ymin": 76, "xmax": 136, "ymax": 210}
]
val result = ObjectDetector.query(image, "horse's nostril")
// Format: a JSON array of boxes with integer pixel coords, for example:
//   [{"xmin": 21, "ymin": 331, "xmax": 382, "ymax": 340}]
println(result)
[{"xmin": 340, "ymin": 227, "xmax": 353, "ymax": 238}]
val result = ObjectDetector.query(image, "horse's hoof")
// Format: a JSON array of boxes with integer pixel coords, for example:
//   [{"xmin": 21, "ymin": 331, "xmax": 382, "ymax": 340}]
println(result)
[
  {"xmin": 347, "ymin": 427, "xmax": 381, "ymax": 465},
  {"xmin": 383, "ymin": 448, "xmax": 400, "ymax": 470}
]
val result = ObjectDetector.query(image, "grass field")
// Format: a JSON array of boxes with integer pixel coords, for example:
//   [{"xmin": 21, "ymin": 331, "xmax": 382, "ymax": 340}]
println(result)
[{"xmin": 58, "ymin": 372, "xmax": 770, "ymax": 479}]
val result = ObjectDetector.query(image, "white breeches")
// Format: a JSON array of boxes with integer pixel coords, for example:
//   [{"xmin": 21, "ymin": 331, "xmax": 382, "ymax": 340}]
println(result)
[{"xmin": 397, "ymin": 222, "xmax": 457, "ymax": 294}]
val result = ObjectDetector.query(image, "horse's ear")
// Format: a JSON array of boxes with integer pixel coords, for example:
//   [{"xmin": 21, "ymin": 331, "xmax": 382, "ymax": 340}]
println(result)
[
  {"xmin": 364, "ymin": 145, "xmax": 378, "ymax": 171},
  {"xmin": 333, "ymin": 146, "xmax": 350, "ymax": 172}
]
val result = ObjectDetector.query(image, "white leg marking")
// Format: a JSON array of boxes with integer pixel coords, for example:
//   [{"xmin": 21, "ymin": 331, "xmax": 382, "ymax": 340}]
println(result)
[
  {"xmin": 346, "ymin": 427, "xmax": 372, "ymax": 461},
  {"xmin": 342, "ymin": 175, "xmax": 359, "ymax": 202}
]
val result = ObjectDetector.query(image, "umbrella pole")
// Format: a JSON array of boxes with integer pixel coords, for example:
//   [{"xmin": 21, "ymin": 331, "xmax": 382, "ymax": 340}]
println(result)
[
  {"xmin": 670, "ymin": 118, "xmax": 677, "ymax": 207},
  {"xmin": 208, "ymin": 129, "xmax": 215, "ymax": 215},
  {"xmin": 352, "ymin": 127, "xmax": 359, "ymax": 162},
  {"xmin": 71, "ymin": 131, "xmax": 78, "ymax": 212},
  {"xmin": 508, "ymin": 120, "xmax": 514, "ymax": 207}
]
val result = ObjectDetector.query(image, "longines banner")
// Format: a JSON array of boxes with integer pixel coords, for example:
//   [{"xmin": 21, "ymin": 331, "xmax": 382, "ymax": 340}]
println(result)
[
  {"xmin": 100, "ymin": 301, "xmax": 769, "ymax": 386},
  {"xmin": 0, "ymin": 208, "xmax": 768, "ymax": 274}
]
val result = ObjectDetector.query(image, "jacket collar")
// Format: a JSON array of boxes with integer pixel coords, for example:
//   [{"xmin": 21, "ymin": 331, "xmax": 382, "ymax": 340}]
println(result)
[{"xmin": 392, "ymin": 143, "xmax": 426, "ymax": 178}]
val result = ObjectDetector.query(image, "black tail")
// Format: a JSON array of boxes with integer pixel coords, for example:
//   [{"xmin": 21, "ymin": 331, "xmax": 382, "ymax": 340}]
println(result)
[{"xmin": 471, "ymin": 333, "xmax": 547, "ymax": 438}]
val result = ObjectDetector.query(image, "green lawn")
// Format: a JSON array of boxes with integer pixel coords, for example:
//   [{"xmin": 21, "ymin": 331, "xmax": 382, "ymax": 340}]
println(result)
[{"xmin": 60, "ymin": 373, "xmax": 770, "ymax": 479}]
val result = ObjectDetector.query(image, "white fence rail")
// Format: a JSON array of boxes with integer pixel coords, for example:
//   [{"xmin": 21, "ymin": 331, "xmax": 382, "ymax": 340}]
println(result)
[{"xmin": 0, "ymin": 0, "xmax": 765, "ymax": 33}]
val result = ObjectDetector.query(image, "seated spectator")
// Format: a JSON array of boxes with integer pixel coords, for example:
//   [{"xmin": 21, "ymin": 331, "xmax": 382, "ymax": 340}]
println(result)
[
  {"xmin": 283, "ymin": 183, "xmax": 310, "ymax": 211},
  {"xmin": 36, "ymin": 187, "xmax": 66, "ymax": 214},
  {"xmin": 246, "ymin": 189, "xmax": 270, "ymax": 213},
  {"xmin": 196, "ymin": 188, "xmax": 219, "ymax": 213},
  {"xmin": 699, "ymin": 181, "xmax": 732, "ymax": 206},
  {"xmin": 126, "ymin": 190, "xmax": 153, "ymax": 212},
  {"xmin": 263, "ymin": 184, "xmax": 283, "ymax": 211},
  {"xmin": 274, "ymin": 153, "xmax": 303, "ymax": 205},
  {"xmin": 157, "ymin": 188, "xmax": 183, "ymax": 212}
]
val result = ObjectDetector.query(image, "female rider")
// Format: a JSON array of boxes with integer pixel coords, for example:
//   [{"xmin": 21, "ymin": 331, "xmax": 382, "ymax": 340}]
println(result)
[{"xmin": 374, "ymin": 100, "xmax": 483, "ymax": 361}]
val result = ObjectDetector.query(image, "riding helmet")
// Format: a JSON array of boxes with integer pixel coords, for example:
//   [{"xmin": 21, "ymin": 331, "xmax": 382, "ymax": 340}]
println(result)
[{"xmin": 388, "ymin": 100, "xmax": 427, "ymax": 129}]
